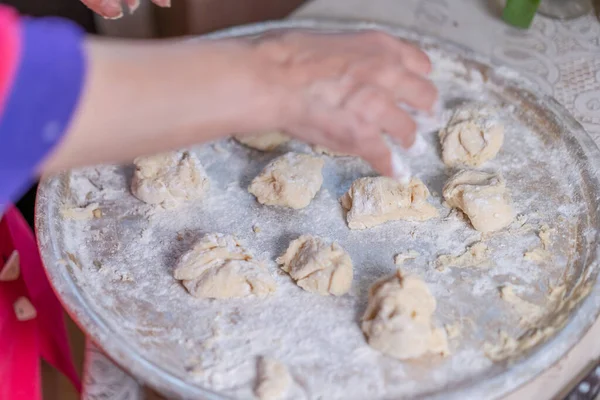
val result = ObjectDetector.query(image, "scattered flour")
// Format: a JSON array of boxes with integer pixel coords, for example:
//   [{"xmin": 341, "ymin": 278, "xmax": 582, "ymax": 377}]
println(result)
[{"xmin": 51, "ymin": 49, "xmax": 591, "ymax": 399}]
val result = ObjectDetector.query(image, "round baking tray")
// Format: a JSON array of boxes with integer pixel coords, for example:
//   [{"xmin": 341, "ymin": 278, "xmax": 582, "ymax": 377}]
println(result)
[{"xmin": 35, "ymin": 20, "xmax": 600, "ymax": 400}]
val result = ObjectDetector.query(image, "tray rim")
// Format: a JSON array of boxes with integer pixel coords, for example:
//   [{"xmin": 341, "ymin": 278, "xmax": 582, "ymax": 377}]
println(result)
[{"xmin": 35, "ymin": 19, "xmax": 600, "ymax": 400}]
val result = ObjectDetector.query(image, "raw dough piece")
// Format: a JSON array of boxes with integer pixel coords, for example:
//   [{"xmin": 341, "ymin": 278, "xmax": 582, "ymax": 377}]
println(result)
[
  {"xmin": 443, "ymin": 170, "xmax": 514, "ymax": 232},
  {"xmin": 439, "ymin": 105, "xmax": 504, "ymax": 167},
  {"xmin": 60, "ymin": 203, "xmax": 101, "ymax": 220},
  {"xmin": 312, "ymin": 145, "xmax": 352, "ymax": 157},
  {"xmin": 236, "ymin": 131, "xmax": 290, "ymax": 151},
  {"xmin": 340, "ymin": 177, "xmax": 438, "ymax": 230},
  {"xmin": 254, "ymin": 358, "xmax": 292, "ymax": 400},
  {"xmin": 173, "ymin": 233, "xmax": 276, "ymax": 299},
  {"xmin": 484, "ymin": 285, "xmax": 570, "ymax": 361},
  {"xmin": 483, "ymin": 330, "xmax": 519, "ymax": 361},
  {"xmin": 248, "ymin": 152, "xmax": 324, "ymax": 209},
  {"xmin": 499, "ymin": 286, "xmax": 543, "ymax": 327},
  {"xmin": 361, "ymin": 270, "xmax": 449, "ymax": 360},
  {"xmin": 444, "ymin": 322, "xmax": 462, "ymax": 339},
  {"xmin": 524, "ymin": 224, "xmax": 554, "ymax": 262},
  {"xmin": 394, "ymin": 250, "xmax": 420, "ymax": 266},
  {"xmin": 277, "ymin": 235, "xmax": 353, "ymax": 296},
  {"xmin": 524, "ymin": 248, "xmax": 550, "ymax": 262},
  {"xmin": 435, "ymin": 242, "xmax": 489, "ymax": 271},
  {"xmin": 131, "ymin": 151, "xmax": 209, "ymax": 209}
]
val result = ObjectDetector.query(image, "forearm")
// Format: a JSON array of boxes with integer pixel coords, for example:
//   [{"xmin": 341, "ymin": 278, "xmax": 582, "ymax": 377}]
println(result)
[
  {"xmin": 1, "ymin": 11, "xmax": 435, "ymax": 208},
  {"xmin": 43, "ymin": 37, "xmax": 276, "ymax": 174}
]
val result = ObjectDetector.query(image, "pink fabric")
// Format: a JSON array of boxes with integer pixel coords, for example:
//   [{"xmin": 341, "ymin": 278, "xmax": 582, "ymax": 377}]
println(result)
[
  {"xmin": 0, "ymin": 207, "xmax": 81, "ymax": 399},
  {"xmin": 0, "ymin": 5, "xmax": 20, "ymax": 115}
]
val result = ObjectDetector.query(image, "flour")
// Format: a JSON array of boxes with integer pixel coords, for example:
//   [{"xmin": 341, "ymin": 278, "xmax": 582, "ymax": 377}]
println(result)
[{"xmin": 55, "ymin": 50, "xmax": 592, "ymax": 399}]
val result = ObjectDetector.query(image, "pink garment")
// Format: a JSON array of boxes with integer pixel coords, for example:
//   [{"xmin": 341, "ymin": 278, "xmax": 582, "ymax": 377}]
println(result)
[
  {"xmin": 0, "ymin": 206, "xmax": 81, "ymax": 399},
  {"xmin": 0, "ymin": 5, "xmax": 20, "ymax": 115}
]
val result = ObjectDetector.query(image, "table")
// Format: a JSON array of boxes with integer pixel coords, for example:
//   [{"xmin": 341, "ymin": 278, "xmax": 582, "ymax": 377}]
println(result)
[{"xmin": 81, "ymin": 1, "xmax": 600, "ymax": 398}]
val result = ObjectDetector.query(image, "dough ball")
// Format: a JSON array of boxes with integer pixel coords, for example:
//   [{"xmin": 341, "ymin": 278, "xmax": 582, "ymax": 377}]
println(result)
[
  {"xmin": 277, "ymin": 235, "xmax": 353, "ymax": 296},
  {"xmin": 443, "ymin": 169, "xmax": 514, "ymax": 232},
  {"xmin": 249, "ymin": 152, "xmax": 325, "ymax": 209},
  {"xmin": 340, "ymin": 177, "xmax": 438, "ymax": 230},
  {"xmin": 312, "ymin": 145, "xmax": 352, "ymax": 157},
  {"xmin": 254, "ymin": 358, "xmax": 291, "ymax": 400},
  {"xmin": 174, "ymin": 233, "xmax": 276, "ymax": 299},
  {"xmin": 131, "ymin": 151, "xmax": 209, "ymax": 209},
  {"xmin": 236, "ymin": 132, "xmax": 290, "ymax": 151},
  {"xmin": 439, "ymin": 105, "xmax": 504, "ymax": 167},
  {"xmin": 361, "ymin": 270, "xmax": 449, "ymax": 360}
]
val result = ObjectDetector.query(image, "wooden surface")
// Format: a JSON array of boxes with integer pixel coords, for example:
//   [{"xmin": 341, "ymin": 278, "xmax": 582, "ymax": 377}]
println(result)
[{"xmin": 42, "ymin": 315, "xmax": 85, "ymax": 400}]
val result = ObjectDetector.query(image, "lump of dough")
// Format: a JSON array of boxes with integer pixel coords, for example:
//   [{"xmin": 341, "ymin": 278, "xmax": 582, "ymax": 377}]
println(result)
[
  {"xmin": 312, "ymin": 145, "xmax": 352, "ymax": 157},
  {"xmin": 439, "ymin": 105, "xmax": 504, "ymax": 167},
  {"xmin": 174, "ymin": 233, "xmax": 276, "ymax": 299},
  {"xmin": 248, "ymin": 152, "xmax": 324, "ymax": 209},
  {"xmin": 340, "ymin": 177, "xmax": 438, "ymax": 230},
  {"xmin": 361, "ymin": 270, "xmax": 449, "ymax": 360},
  {"xmin": 435, "ymin": 242, "xmax": 489, "ymax": 271},
  {"xmin": 131, "ymin": 151, "xmax": 209, "ymax": 209},
  {"xmin": 236, "ymin": 131, "xmax": 290, "ymax": 151},
  {"xmin": 499, "ymin": 286, "xmax": 543, "ymax": 327},
  {"xmin": 394, "ymin": 250, "xmax": 420, "ymax": 266},
  {"xmin": 276, "ymin": 235, "xmax": 353, "ymax": 296},
  {"xmin": 443, "ymin": 170, "xmax": 514, "ymax": 232},
  {"xmin": 524, "ymin": 224, "xmax": 554, "ymax": 262},
  {"xmin": 254, "ymin": 357, "xmax": 292, "ymax": 400}
]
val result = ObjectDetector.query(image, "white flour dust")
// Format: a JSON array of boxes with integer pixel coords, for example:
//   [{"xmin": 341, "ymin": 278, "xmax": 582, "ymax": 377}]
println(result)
[{"xmin": 56, "ymin": 51, "xmax": 590, "ymax": 399}]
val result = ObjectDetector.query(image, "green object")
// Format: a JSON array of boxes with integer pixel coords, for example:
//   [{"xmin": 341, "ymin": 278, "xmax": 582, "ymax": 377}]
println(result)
[{"xmin": 502, "ymin": 0, "xmax": 541, "ymax": 28}]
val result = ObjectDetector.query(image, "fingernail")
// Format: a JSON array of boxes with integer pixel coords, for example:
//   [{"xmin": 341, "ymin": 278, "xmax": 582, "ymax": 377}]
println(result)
[
  {"xmin": 104, "ymin": 10, "xmax": 124, "ymax": 19},
  {"xmin": 391, "ymin": 152, "xmax": 411, "ymax": 185}
]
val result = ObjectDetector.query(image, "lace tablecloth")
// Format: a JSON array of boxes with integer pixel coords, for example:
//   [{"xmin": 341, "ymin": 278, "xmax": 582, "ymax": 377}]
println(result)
[{"xmin": 82, "ymin": 1, "xmax": 600, "ymax": 398}]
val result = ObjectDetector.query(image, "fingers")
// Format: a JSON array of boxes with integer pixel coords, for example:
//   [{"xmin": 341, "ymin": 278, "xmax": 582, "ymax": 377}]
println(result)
[
  {"xmin": 359, "ymin": 133, "xmax": 394, "ymax": 177},
  {"xmin": 344, "ymin": 62, "xmax": 438, "ymax": 111},
  {"xmin": 394, "ymin": 69, "xmax": 438, "ymax": 111},
  {"xmin": 357, "ymin": 30, "xmax": 432, "ymax": 76},
  {"xmin": 152, "ymin": 0, "xmax": 171, "ymax": 7},
  {"xmin": 81, "ymin": 0, "xmax": 170, "ymax": 18},
  {"xmin": 343, "ymin": 85, "xmax": 417, "ymax": 148},
  {"xmin": 397, "ymin": 42, "xmax": 432, "ymax": 76},
  {"xmin": 126, "ymin": 0, "xmax": 140, "ymax": 13},
  {"xmin": 300, "ymin": 98, "xmax": 395, "ymax": 177},
  {"xmin": 81, "ymin": 0, "xmax": 123, "ymax": 18}
]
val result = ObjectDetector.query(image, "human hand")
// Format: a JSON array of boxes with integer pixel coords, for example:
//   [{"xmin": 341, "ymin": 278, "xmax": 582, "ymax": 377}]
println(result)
[
  {"xmin": 42, "ymin": 31, "xmax": 435, "ymax": 177},
  {"xmin": 81, "ymin": 0, "xmax": 170, "ymax": 19},
  {"xmin": 246, "ymin": 30, "xmax": 437, "ymax": 177}
]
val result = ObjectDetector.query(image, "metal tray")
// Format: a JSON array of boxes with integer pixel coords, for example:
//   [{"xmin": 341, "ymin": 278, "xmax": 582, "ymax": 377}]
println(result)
[{"xmin": 36, "ymin": 20, "xmax": 600, "ymax": 400}]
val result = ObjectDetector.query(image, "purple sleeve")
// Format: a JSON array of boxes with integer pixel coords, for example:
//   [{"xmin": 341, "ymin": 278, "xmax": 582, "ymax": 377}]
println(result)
[{"xmin": 0, "ymin": 17, "xmax": 86, "ymax": 211}]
